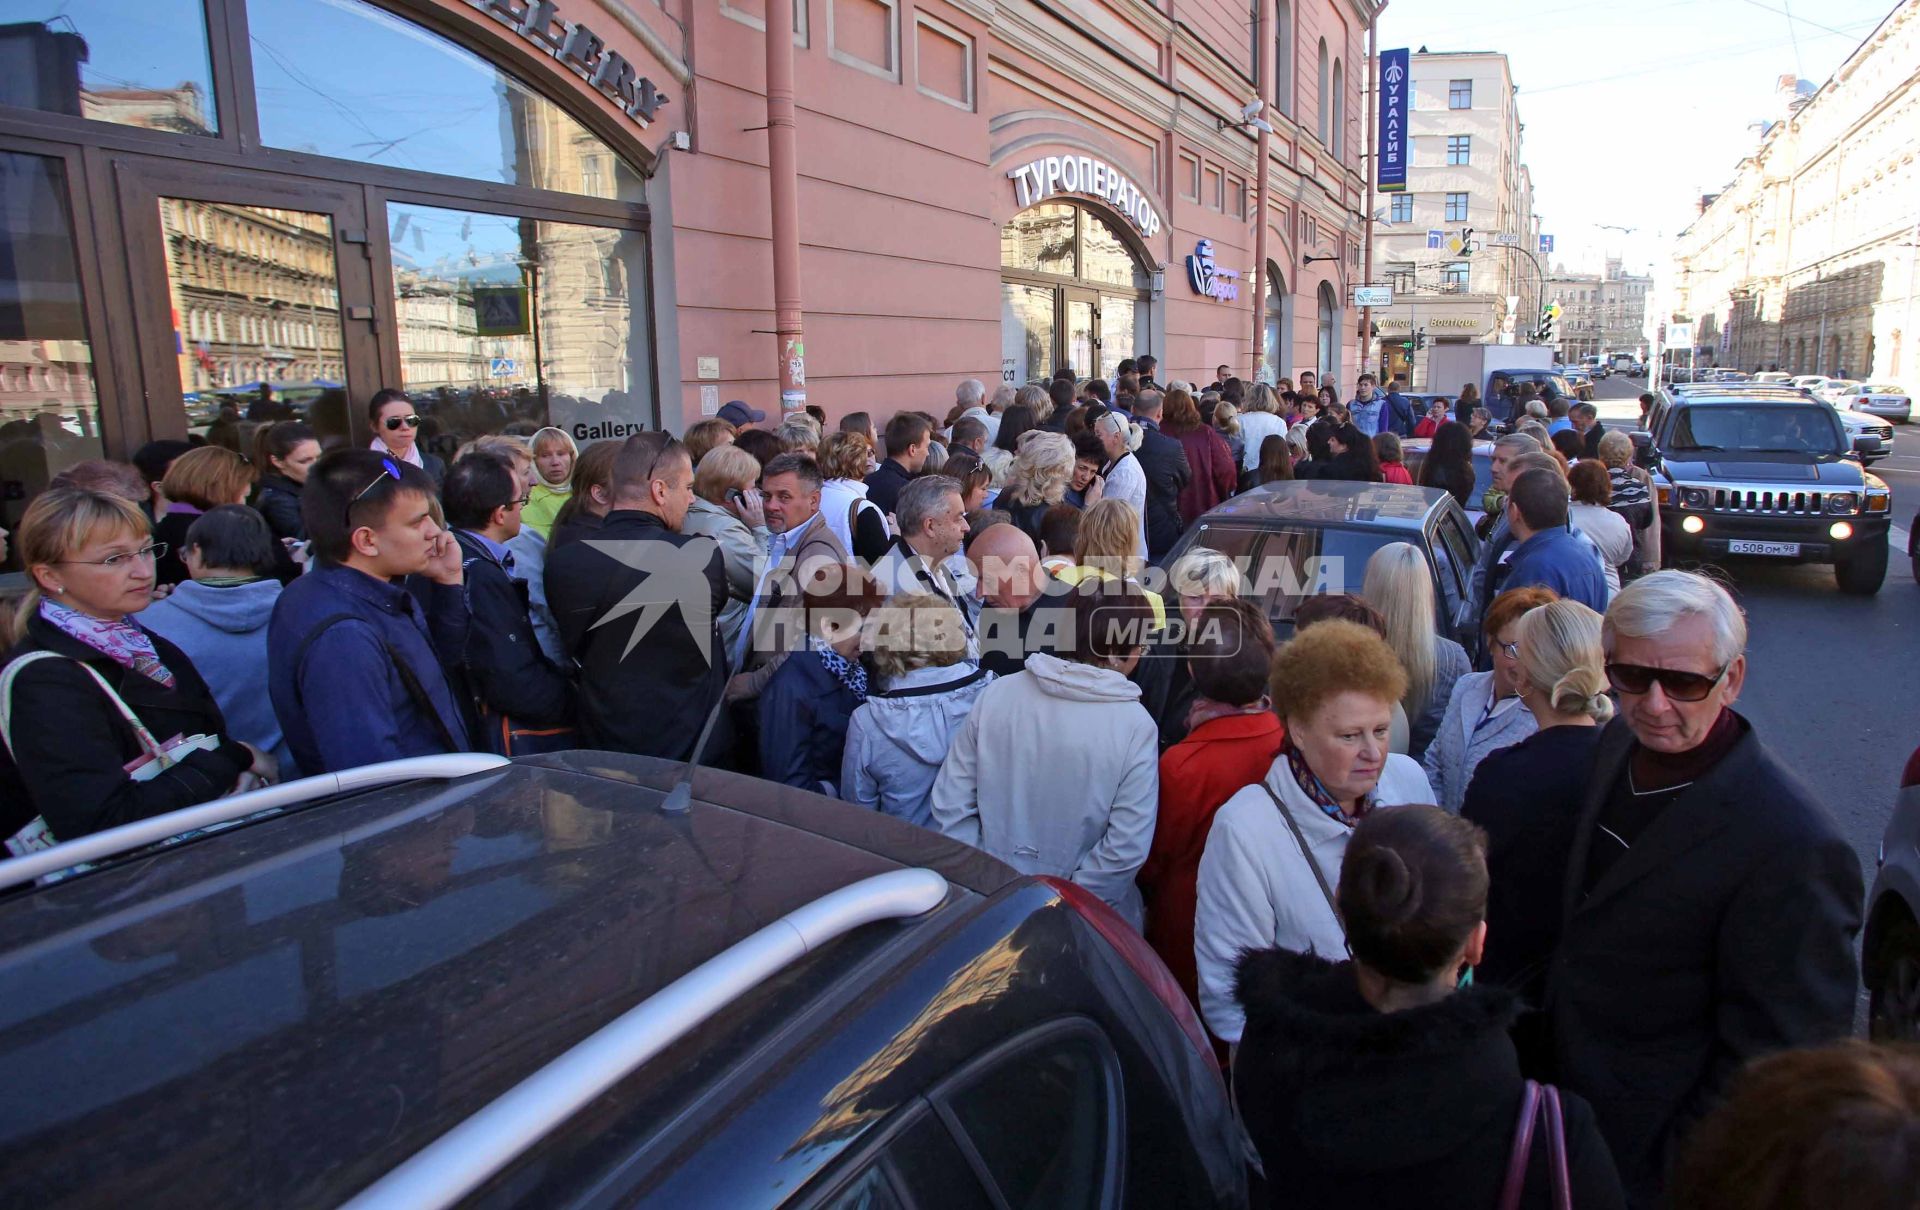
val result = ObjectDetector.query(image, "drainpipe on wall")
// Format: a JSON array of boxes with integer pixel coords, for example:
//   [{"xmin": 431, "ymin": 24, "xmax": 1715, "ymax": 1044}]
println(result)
[
  {"xmin": 1361, "ymin": 2, "xmax": 1384, "ymax": 380},
  {"xmin": 1249, "ymin": 0, "xmax": 1271, "ymax": 384},
  {"xmin": 766, "ymin": 0, "xmax": 806, "ymax": 414}
]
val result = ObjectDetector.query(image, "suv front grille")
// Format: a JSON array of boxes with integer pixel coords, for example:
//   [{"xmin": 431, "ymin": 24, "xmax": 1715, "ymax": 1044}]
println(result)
[{"xmin": 1710, "ymin": 487, "xmax": 1825, "ymax": 515}]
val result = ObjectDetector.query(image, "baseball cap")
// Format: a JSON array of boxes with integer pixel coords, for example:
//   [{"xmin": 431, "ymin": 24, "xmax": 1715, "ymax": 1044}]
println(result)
[{"xmin": 717, "ymin": 400, "xmax": 766, "ymax": 426}]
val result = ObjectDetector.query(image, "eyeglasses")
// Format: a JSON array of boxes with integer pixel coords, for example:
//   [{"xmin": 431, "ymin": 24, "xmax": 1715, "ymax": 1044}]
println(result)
[
  {"xmin": 1496, "ymin": 639, "xmax": 1520, "ymax": 660},
  {"xmin": 346, "ymin": 458, "xmax": 405, "ymax": 528},
  {"xmin": 383, "ymin": 414, "xmax": 422, "ymax": 432},
  {"xmin": 1605, "ymin": 661, "xmax": 1729, "ymax": 702},
  {"xmin": 59, "ymin": 542, "xmax": 167, "ymax": 569}
]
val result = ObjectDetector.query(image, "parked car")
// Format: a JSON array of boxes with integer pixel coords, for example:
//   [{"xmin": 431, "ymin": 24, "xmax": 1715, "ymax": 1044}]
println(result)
[
  {"xmin": 1837, "ymin": 409, "xmax": 1897, "ymax": 465},
  {"xmin": 1753, "ymin": 372, "xmax": 1794, "ymax": 385},
  {"xmin": 1400, "ymin": 436, "xmax": 1496, "ymax": 522},
  {"xmin": 0, "ymin": 753, "xmax": 1246, "ymax": 1209},
  {"xmin": 1645, "ymin": 383, "xmax": 1894, "ymax": 594},
  {"xmin": 1865, "ymin": 743, "xmax": 1920, "ymax": 1041},
  {"xmin": 1609, "ymin": 354, "xmax": 1638, "ymax": 375},
  {"xmin": 1164, "ymin": 480, "xmax": 1482, "ymax": 649},
  {"xmin": 1834, "ymin": 382, "xmax": 1912, "ymax": 424},
  {"xmin": 1790, "ymin": 375, "xmax": 1835, "ymax": 392},
  {"xmin": 1815, "ymin": 379, "xmax": 1861, "ymax": 405}
]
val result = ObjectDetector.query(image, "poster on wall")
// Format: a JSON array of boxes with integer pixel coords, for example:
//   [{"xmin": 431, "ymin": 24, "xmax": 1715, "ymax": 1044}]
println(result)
[{"xmin": 1377, "ymin": 49, "xmax": 1410, "ymax": 193}]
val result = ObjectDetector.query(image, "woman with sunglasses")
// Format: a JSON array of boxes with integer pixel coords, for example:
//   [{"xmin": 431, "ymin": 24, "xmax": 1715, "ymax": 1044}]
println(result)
[
  {"xmin": 368, "ymin": 388, "xmax": 446, "ymax": 486},
  {"xmin": 0, "ymin": 487, "xmax": 274, "ymax": 852}
]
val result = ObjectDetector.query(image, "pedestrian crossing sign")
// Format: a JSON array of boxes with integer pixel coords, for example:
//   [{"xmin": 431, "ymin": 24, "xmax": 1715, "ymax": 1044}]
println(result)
[{"xmin": 472, "ymin": 287, "xmax": 530, "ymax": 336}]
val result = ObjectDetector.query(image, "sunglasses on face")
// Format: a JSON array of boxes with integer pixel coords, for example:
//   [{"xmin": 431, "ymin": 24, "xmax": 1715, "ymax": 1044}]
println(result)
[
  {"xmin": 384, "ymin": 414, "xmax": 422, "ymax": 432},
  {"xmin": 346, "ymin": 458, "xmax": 406, "ymax": 528},
  {"xmin": 1605, "ymin": 661, "xmax": 1729, "ymax": 702}
]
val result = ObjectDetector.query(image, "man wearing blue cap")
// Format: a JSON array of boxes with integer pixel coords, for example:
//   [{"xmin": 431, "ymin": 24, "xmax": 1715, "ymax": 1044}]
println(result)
[{"xmin": 717, "ymin": 400, "xmax": 766, "ymax": 429}]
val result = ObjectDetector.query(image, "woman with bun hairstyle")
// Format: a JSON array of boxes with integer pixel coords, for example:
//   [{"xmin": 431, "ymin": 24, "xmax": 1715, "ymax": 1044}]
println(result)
[
  {"xmin": 1233, "ymin": 806, "xmax": 1625, "ymax": 1210},
  {"xmin": 1462, "ymin": 599, "xmax": 1614, "ymax": 1004}
]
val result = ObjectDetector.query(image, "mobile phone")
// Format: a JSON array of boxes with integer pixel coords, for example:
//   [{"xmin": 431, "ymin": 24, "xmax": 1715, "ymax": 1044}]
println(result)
[{"xmin": 728, "ymin": 488, "xmax": 747, "ymax": 507}]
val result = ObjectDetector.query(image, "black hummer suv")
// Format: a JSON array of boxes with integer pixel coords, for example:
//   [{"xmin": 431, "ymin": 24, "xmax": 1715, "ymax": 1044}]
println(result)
[{"xmin": 1645, "ymin": 384, "xmax": 1893, "ymax": 595}]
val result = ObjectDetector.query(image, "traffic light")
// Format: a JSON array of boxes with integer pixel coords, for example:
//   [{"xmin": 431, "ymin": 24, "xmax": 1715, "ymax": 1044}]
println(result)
[
  {"xmin": 1415, "ymin": 329, "xmax": 1428, "ymax": 351},
  {"xmin": 1400, "ymin": 338, "xmax": 1415, "ymax": 353},
  {"xmin": 1537, "ymin": 301, "xmax": 1561, "ymax": 345}
]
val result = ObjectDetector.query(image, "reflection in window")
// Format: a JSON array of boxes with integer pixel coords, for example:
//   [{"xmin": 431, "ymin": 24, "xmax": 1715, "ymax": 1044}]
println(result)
[
  {"xmin": 1000, "ymin": 283, "xmax": 1053, "ymax": 386},
  {"xmin": 0, "ymin": 153, "xmax": 106, "ymax": 552},
  {"xmin": 249, "ymin": 0, "xmax": 645, "ymax": 202},
  {"xmin": 999, "ymin": 204, "xmax": 1075, "ymax": 277},
  {"xmin": 384, "ymin": 202, "xmax": 653, "ymax": 456},
  {"xmin": 1101, "ymin": 296, "xmax": 1135, "ymax": 380},
  {"xmin": 0, "ymin": 2, "xmax": 217, "ymax": 135},
  {"xmin": 158, "ymin": 199, "xmax": 344, "ymax": 442},
  {"xmin": 1080, "ymin": 212, "xmax": 1146, "ymax": 290}
]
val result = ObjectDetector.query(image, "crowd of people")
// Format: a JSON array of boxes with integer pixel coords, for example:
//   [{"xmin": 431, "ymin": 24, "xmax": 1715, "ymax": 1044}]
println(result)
[{"xmin": 0, "ymin": 368, "xmax": 1900, "ymax": 1209}]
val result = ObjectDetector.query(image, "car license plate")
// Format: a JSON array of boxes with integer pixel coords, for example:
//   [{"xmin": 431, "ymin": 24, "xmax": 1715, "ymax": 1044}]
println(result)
[{"xmin": 1728, "ymin": 540, "xmax": 1800, "ymax": 557}]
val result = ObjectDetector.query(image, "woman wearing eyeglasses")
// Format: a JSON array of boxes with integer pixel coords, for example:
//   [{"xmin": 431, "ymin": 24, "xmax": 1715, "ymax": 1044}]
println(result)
[
  {"xmin": 0, "ymin": 487, "xmax": 275, "ymax": 853},
  {"xmin": 368, "ymin": 388, "xmax": 446, "ymax": 486}
]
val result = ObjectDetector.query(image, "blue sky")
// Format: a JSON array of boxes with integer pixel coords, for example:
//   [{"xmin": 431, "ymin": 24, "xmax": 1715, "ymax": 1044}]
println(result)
[{"xmin": 1382, "ymin": 0, "xmax": 1904, "ymax": 275}]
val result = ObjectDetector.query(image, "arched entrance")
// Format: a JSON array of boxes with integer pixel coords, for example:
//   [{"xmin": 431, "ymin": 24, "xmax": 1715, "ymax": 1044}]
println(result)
[
  {"xmin": 1001, "ymin": 201, "xmax": 1151, "ymax": 384},
  {"xmin": 1316, "ymin": 282, "xmax": 1340, "ymax": 383},
  {"xmin": 1263, "ymin": 263, "xmax": 1291, "ymax": 385}
]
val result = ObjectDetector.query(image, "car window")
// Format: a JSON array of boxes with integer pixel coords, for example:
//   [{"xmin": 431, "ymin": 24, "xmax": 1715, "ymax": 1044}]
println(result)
[
  {"xmin": 1434, "ymin": 514, "xmax": 1473, "ymax": 606},
  {"xmin": 808, "ymin": 1109, "xmax": 994, "ymax": 1210},
  {"xmin": 941, "ymin": 1029, "xmax": 1115, "ymax": 1210},
  {"xmin": 1669, "ymin": 404, "xmax": 1844, "ymax": 454}
]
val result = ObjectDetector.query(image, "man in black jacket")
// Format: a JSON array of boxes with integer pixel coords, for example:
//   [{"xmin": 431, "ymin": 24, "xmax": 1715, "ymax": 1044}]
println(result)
[
  {"xmin": 1570, "ymin": 401, "xmax": 1606, "ymax": 458},
  {"xmin": 864, "ymin": 412, "xmax": 929, "ymax": 516},
  {"xmin": 1547, "ymin": 570, "xmax": 1863, "ymax": 1208},
  {"xmin": 443, "ymin": 453, "xmax": 574, "ymax": 750},
  {"xmin": 545, "ymin": 433, "xmax": 727, "ymax": 762},
  {"xmin": 1130, "ymin": 390, "xmax": 1193, "ymax": 563}
]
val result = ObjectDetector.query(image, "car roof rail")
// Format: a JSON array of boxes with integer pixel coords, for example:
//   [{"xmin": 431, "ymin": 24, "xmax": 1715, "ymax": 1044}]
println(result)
[
  {"xmin": 341, "ymin": 866, "xmax": 951, "ymax": 1210},
  {"xmin": 0, "ymin": 753, "xmax": 510, "ymax": 892}
]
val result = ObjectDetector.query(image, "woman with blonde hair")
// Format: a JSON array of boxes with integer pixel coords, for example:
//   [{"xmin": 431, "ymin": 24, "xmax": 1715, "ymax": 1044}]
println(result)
[
  {"xmin": 154, "ymin": 446, "xmax": 254, "ymax": 586},
  {"xmin": 775, "ymin": 411, "xmax": 822, "ymax": 455},
  {"xmin": 817, "ymin": 430, "xmax": 890, "ymax": 562},
  {"xmin": 1054, "ymin": 498, "xmax": 1167, "ymax": 630},
  {"xmin": 1015, "ymin": 382, "xmax": 1053, "ymax": 428},
  {"xmin": 521, "ymin": 426, "xmax": 577, "ymax": 539},
  {"xmin": 1463, "ymin": 598, "xmax": 1612, "ymax": 1002},
  {"xmin": 1212, "ymin": 400, "xmax": 1245, "ymax": 468},
  {"xmin": 841, "ymin": 592, "xmax": 994, "ymax": 827},
  {"xmin": 1237, "ymin": 382, "xmax": 1290, "ymax": 484},
  {"xmin": 1361, "ymin": 542, "xmax": 1471, "ymax": 761},
  {"xmin": 549, "ymin": 439, "xmax": 621, "ymax": 553},
  {"xmin": 996, "ymin": 430, "xmax": 1075, "ymax": 546},
  {"xmin": 1, "ymin": 487, "xmax": 274, "ymax": 851}
]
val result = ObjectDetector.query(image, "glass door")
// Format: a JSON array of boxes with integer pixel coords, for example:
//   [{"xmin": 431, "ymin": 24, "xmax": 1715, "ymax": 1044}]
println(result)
[
  {"xmin": 1065, "ymin": 288, "xmax": 1098, "ymax": 381},
  {"xmin": 111, "ymin": 157, "xmax": 381, "ymax": 447}
]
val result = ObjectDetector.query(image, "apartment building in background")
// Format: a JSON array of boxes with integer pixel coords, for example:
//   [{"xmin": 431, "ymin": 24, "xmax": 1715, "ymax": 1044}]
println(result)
[
  {"xmin": 1668, "ymin": 0, "xmax": 1920, "ymax": 378},
  {"xmin": 1367, "ymin": 50, "xmax": 1542, "ymax": 387},
  {"xmin": 1545, "ymin": 257, "xmax": 1652, "ymax": 362}
]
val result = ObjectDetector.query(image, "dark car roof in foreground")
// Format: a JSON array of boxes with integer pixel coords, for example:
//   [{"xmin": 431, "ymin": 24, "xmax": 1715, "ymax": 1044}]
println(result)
[
  {"xmin": 1196, "ymin": 479, "xmax": 1453, "ymax": 528},
  {"xmin": 0, "ymin": 753, "xmax": 1017, "ymax": 1208}
]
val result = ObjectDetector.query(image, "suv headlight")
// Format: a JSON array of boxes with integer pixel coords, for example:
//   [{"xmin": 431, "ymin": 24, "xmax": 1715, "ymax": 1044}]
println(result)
[
  {"xmin": 1826, "ymin": 492, "xmax": 1859, "ymax": 514},
  {"xmin": 1680, "ymin": 487, "xmax": 1711, "ymax": 509}
]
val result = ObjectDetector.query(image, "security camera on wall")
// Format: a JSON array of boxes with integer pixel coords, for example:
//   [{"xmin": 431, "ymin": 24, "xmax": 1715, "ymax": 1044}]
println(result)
[
  {"xmin": 1248, "ymin": 117, "xmax": 1275, "ymax": 134},
  {"xmin": 1239, "ymin": 99, "xmax": 1266, "ymax": 122}
]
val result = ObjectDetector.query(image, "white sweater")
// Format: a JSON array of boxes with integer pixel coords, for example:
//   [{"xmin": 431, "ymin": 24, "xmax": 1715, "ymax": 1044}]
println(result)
[
  {"xmin": 1236, "ymin": 410, "xmax": 1290, "ymax": 472},
  {"xmin": 1193, "ymin": 752, "xmax": 1435, "ymax": 1043}
]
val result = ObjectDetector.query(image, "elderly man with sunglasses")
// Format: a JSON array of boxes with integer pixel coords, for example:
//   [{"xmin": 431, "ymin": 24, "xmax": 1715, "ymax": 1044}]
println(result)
[{"xmin": 1544, "ymin": 570, "xmax": 1862, "ymax": 1209}]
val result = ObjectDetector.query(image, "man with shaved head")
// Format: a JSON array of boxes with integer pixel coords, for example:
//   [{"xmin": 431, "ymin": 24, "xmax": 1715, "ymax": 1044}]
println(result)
[{"xmin": 970, "ymin": 523, "xmax": 1065, "ymax": 678}]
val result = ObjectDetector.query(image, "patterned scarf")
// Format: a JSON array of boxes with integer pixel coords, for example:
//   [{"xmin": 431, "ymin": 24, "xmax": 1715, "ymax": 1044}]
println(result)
[
  {"xmin": 811, "ymin": 637, "xmax": 868, "ymax": 701},
  {"xmin": 39, "ymin": 599, "xmax": 175, "ymax": 688},
  {"xmin": 1282, "ymin": 736, "xmax": 1373, "ymax": 827}
]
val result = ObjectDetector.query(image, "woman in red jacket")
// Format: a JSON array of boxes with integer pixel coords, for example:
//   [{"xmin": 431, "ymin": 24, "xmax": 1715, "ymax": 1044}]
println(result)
[
  {"xmin": 1138, "ymin": 597, "xmax": 1283, "ymax": 1029},
  {"xmin": 1162, "ymin": 387, "xmax": 1240, "ymax": 525}
]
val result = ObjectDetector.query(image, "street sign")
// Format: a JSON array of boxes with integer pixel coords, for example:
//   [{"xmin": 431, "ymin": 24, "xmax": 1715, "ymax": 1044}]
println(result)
[
  {"xmin": 1427, "ymin": 229, "xmax": 1444, "ymax": 249},
  {"xmin": 1489, "ymin": 233, "xmax": 1521, "ymax": 247},
  {"xmin": 1538, "ymin": 234, "xmax": 1555, "ymax": 255},
  {"xmin": 488, "ymin": 357, "xmax": 517, "ymax": 377},
  {"xmin": 1668, "ymin": 322, "xmax": 1695, "ymax": 349},
  {"xmin": 1352, "ymin": 285, "xmax": 1393, "ymax": 307},
  {"xmin": 472, "ymin": 287, "xmax": 530, "ymax": 336}
]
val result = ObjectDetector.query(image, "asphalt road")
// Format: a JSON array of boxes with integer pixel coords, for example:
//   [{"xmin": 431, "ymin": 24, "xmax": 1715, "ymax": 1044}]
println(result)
[{"xmin": 1594, "ymin": 374, "xmax": 1915, "ymax": 896}]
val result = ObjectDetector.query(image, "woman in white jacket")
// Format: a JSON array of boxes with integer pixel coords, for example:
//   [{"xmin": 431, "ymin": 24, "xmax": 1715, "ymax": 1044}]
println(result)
[
  {"xmin": 1193, "ymin": 619, "xmax": 1436, "ymax": 1045},
  {"xmin": 931, "ymin": 580, "xmax": 1159, "ymax": 927}
]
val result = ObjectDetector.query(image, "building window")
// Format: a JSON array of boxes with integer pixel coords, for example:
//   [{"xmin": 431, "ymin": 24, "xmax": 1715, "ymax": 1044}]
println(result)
[
  {"xmin": 1389, "ymin": 194, "xmax": 1413, "ymax": 223},
  {"xmin": 1301, "ymin": 211, "xmax": 1318, "ymax": 246},
  {"xmin": 1386, "ymin": 264, "xmax": 1414, "ymax": 292},
  {"xmin": 1445, "ymin": 192, "xmax": 1469, "ymax": 222},
  {"xmin": 1316, "ymin": 38, "xmax": 1329, "ymax": 145},
  {"xmin": 1449, "ymin": 79, "xmax": 1472, "ymax": 109},
  {"xmin": 1316, "ymin": 281, "xmax": 1338, "ymax": 379},
  {"xmin": 1275, "ymin": 0, "xmax": 1293, "ymax": 117},
  {"xmin": 1443, "ymin": 261, "xmax": 1470, "ymax": 290},
  {"xmin": 1331, "ymin": 60, "xmax": 1345, "ymax": 161},
  {"xmin": 1446, "ymin": 136, "xmax": 1471, "ymax": 165}
]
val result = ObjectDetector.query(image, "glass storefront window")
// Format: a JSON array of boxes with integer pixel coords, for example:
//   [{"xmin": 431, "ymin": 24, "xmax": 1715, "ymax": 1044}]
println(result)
[
  {"xmin": 382, "ymin": 201, "xmax": 653, "ymax": 455},
  {"xmin": 0, "ymin": 2, "xmax": 218, "ymax": 136},
  {"xmin": 249, "ymin": 0, "xmax": 645, "ymax": 203},
  {"xmin": 1000, "ymin": 204, "xmax": 1075, "ymax": 278},
  {"xmin": 158, "ymin": 199, "xmax": 344, "ymax": 444},
  {"xmin": 1000, "ymin": 283, "xmax": 1053, "ymax": 387},
  {"xmin": 0, "ymin": 153, "xmax": 106, "ymax": 558},
  {"xmin": 1100, "ymin": 296, "xmax": 1135, "ymax": 380},
  {"xmin": 1081, "ymin": 213, "xmax": 1147, "ymax": 290}
]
